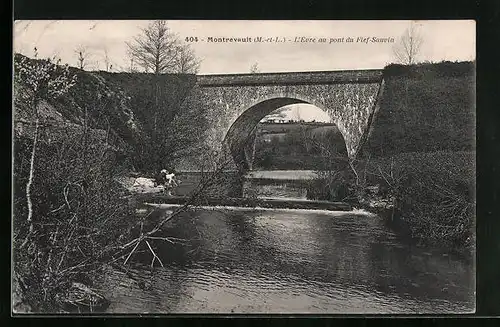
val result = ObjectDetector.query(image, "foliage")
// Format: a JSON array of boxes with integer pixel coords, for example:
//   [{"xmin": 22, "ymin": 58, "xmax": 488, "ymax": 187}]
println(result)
[
  {"xmin": 383, "ymin": 60, "xmax": 475, "ymax": 78},
  {"xmin": 14, "ymin": 53, "xmax": 210, "ymax": 174},
  {"xmin": 12, "ymin": 49, "xmax": 216, "ymax": 313},
  {"xmin": 14, "ymin": 51, "xmax": 77, "ymax": 105},
  {"xmin": 13, "ymin": 51, "xmax": 134, "ymax": 312},
  {"xmin": 253, "ymin": 124, "xmax": 347, "ymax": 170},
  {"xmin": 98, "ymin": 72, "xmax": 210, "ymax": 172},
  {"xmin": 370, "ymin": 151, "xmax": 475, "ymax": 249},
  {"xmin": 306, "ymin": 170, "xmax": 357, "ymax": 202},
  {"xmin": 14, "ymin": 50, "xmax": 79, "ymax": 241},
  {"xmin": 305, "ymin": 148, "xmax": 475, "ymax": 251},
  {"xmin": 13, "ymin": 132, "xmax": 133, "ymax": 312},
  {"xmin": 14, "ymin": 53, "xmax": 140, "ymax": 152}
]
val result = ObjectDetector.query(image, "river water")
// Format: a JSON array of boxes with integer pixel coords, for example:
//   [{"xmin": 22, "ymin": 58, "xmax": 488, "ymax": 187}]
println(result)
[{"xmin": 96, "ymin": 205, "xmax": 475, "ymax": 314}]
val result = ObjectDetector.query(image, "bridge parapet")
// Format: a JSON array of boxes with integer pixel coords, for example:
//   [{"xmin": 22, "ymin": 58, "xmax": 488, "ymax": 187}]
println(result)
[{"xmin": 198, "ymin": 70, "xmax": 383, "ymax": 86}]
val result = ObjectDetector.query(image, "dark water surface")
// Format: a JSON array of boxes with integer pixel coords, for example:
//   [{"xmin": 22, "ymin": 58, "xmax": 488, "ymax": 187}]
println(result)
[{"xmin": 96, "ymin": 206, "xmax": 475, "ymax": 314}]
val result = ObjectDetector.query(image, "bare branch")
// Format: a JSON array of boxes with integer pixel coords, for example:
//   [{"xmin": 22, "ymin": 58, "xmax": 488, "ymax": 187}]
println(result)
[
  {"xmin": 75, "ymin": 45, "xmax": 92, "ymax": 70},
  {"xmin": 127, "ymin": 20, "xmax": 200, "ymax": 74},
  {"xmin": 393, "ymin": 23, "xmax": 424, "ymax": 65},
  {"xmin": 145, "ymin": 240, "xmax": 164, "ymax": 268},
  {"xmin": 123, "ymin": 240, "xmax": 141, "ymax": 265},
  {"xmin": 102, "ymin": 47, "xmax": 112, "ymax": 72},
  {"xmin": 250, "ymin": 62, "xmax": 260, "ymax": 74}
]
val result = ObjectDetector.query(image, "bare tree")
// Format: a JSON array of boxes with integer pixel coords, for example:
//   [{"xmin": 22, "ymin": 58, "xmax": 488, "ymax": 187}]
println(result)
[
  {"xmin": 293, "ymin": 105, "xmax": 302, "ymax": 121},
  {"xmin": 127, "ymin": 20, "xmax": 199, "ymax": 74},
  {"xmin": 176, "ymin": 43, "xmax": 201, "ymax": 73},
  {"xmin": 102, "ymin": 47, "xmax": 112, "ymax": 72},
  {"xmin": 129, "ymin": 58, "xmax": 137, "ymax": 73},
  {"xmin": 250, "ymin": 62, "xmax": 260, "ymax": 73},
  {"xmin": 392, "ymin": 23, "xmax": 424, "ymax": 65},
  {"xmin": 125, "ymin": 20, "xmax": 203, "ymax": 172},
  {"xmin": 75, "ymin": 45, "xmax": 92, "ymax": 70}
]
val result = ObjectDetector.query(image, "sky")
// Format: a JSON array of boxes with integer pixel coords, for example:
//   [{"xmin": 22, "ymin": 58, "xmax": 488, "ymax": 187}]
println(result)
[
  {"xmin": 13, "ymin": 20, "xmax": 476, "ymax": 121},
  {"xmin": 263, "ymin": 105, "xmax": 332, "ymax": 123}
]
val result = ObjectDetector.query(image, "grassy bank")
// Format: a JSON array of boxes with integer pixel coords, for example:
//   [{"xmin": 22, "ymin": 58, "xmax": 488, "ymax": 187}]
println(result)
[{"xmin": 364, "ymin": 61, "xmax": 475, "ymax": 157}]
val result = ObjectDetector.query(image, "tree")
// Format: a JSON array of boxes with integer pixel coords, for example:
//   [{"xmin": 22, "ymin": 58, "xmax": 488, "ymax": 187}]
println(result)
[
  {"xmin": 126, "ymin": 20, "xmax": 199, "ymax": 74},
  {"xmin": 102, "ymin": 47, "xmax": 112, "ymax": 72},
  {"xmin": 125, "ymin": 21, "xmax": 204, "ymax": 172},
  {"xmin": 250, "ymin": 62, "xmax": 260, "ymax": 74},
  {"xmin": 129, "ymin": 58, "xmax": 137, "ymax": 73},
  {"xmin": 14, "ymin": 52, "xmax": 141, "ymax": 312},
  {"xmin": 392, "ymin": 23, "xmax": 424, "ymax": 65},
  {"xmin": 292, "ymin": 105, "xmax": 302, "ymax": 121},
  {"xmin": 176, "ymin": 43, "xmax": 201, "ymax": 73},
  {"xmin": 75, "ymin": 45, "xmax": 92, "ymax": 70}
]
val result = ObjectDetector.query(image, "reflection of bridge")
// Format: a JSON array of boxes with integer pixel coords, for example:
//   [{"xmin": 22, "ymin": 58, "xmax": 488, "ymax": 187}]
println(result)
[{"xmin": 180, "ymin": 70, "xmax": 384, "ymax": 173}]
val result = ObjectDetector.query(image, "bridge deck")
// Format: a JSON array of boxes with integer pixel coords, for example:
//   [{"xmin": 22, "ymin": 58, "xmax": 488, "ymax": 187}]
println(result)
[{"xmin": 198, "ymin": 70, "xmax": 383, "ymax": 86}]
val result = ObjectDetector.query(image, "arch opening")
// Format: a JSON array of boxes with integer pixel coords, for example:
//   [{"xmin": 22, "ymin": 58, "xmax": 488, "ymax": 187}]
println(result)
[{"xmin": 223, "ymin": 97, "xmax": 349, "ymax": 173}]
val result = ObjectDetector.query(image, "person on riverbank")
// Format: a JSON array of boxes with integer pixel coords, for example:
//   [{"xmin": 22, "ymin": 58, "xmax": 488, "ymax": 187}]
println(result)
[{"xmin": 157, "ymin": 169, "xmax": 180, "ymax": 196}]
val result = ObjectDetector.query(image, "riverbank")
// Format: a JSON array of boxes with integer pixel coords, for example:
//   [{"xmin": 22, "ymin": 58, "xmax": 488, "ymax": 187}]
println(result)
[
  {"xmin": 355, "ymin": 197, "xmax": 474, "ymax": 261},
  {"xmin": 303, "ymin": 151, "xmax": 475, "ymax": 258}
]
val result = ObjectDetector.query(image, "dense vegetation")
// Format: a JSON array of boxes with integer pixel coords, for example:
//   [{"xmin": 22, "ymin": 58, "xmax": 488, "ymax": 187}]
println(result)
[
  {"xmin": 14, "ymin": 54, "xmax": 210, "ymax": 173},
  {"xmin": 97, "ymin": 72, "xmax": 209, "ymax": 172},
  {"xmin": 306, "ymin": 61, "xmax": 475, "ymax": 254},
  {"xmin": 253, "ymin": 123, "xmax": 347, "ymax": 170},
  {"xmin": 12, "ymin": 53, "xmax": 210, "ymax": 312},
  {"xmin": 363, "ymin": 61, "xmax": 475, "ymax": 156},
  {"xmin": 13, "ymin": 131, "xmax": 134, "ymax": 312}
]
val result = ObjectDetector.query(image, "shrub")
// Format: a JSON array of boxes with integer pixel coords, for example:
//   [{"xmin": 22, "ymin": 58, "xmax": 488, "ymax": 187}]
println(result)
[
  {"xmin": 305, "ymin": 150, "xmax": 475, "ymax": 251},
  {"xmin": 13, "ymin": 127, "xmax": 134, "ymax": 312},
  {"xmin": 361, "ymin": 151, "xmax": 476, "ymax": 250},
  {"xmin": 306, "ymin": 170, "xmax": 358, "ymax": 202}
]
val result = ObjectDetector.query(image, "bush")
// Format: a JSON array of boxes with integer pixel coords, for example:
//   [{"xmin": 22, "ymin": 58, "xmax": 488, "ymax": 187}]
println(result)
[
  {"xmin": 306, "ymin": 170, "xmax": 358, "ymax": 202},
  {"xmin": 14, "ymin": 54, "xmax": 209, "ymax": 175},
  {"xmin": 305, "ymin": 150, "xmax": 475, "ymax": 251},
  {"xmin": 99, "ymin": 73, "xmax": 209, "ymax": 173},
  {"xmin": 360, "ymin": 151, "xmax": 476, "ymax": 250},
  {"xmin": 13, "ymin": 127, "xmax": 134, "ymax": 312},
  {"xmin": 391, "ymin": 154, "xmax": 475, "ymax": 249}
]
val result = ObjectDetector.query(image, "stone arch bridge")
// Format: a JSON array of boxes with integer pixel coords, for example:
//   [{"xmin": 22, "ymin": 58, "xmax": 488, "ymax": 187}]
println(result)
[{"xmin": 179, "ymin": 69, "xmax": 385, "ymax": 172}]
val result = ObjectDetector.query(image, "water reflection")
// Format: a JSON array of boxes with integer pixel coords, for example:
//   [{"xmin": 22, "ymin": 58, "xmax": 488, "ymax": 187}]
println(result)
[{"xmin": 98, "ymin": 208, "xmax": 475, "ymax": 314}]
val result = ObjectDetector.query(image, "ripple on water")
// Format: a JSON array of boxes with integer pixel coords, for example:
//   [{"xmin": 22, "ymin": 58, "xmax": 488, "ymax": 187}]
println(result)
[{"xmin": 99, "ymin": 208, "xmax": 475, "ymax": 314}]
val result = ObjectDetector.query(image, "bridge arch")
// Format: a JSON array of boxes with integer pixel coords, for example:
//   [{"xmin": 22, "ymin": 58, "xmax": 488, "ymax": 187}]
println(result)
[
  {"xmin": 223, "ymin": 95, "xmax": 349, "ymax": 172},
  {"xmin": 172, "ymin": 70, "xmax": 383, "ymax": 173}
]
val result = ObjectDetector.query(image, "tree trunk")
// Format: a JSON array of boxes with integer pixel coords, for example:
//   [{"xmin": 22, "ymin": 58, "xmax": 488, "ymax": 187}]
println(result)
[
  {"xmin": 26, "ymin": 117, "xmax": 40, "ymax": 230},
  {"xmin": 21, "ymin": 100, "xmax": 40, "ymax": 249}
]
